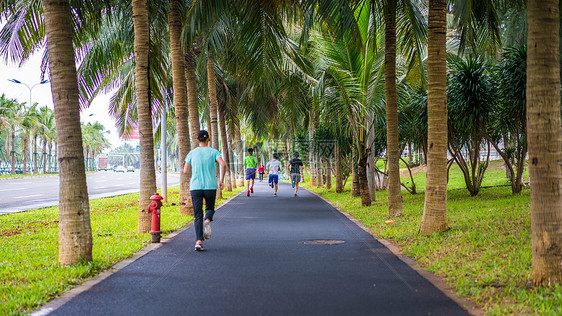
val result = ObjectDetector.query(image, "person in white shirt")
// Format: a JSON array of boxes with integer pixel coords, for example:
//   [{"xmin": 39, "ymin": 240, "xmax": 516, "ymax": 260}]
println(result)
[{"xmin": 266, "ymin": 154, "xmax": 283, "ymax": 197}]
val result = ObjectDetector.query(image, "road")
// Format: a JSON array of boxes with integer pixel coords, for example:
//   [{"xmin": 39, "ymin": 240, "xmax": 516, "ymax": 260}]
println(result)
[{"xmin": 0, "ymin": 171, "xmax": 180, "ymax": 215}]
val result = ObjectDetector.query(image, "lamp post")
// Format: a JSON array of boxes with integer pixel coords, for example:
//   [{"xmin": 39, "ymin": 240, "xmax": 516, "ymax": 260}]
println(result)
[{"xmin": 8, "ymin": 79, "xmax": 50, "ymax": 107}]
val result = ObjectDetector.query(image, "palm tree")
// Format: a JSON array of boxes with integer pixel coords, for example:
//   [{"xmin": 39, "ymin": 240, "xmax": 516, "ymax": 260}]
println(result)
[
  {"xmin": 419, "ymin": 0, "xmax": 449, "ymax": 234},
  {"xmin": 207, "ymin": 53, "xmax": 222, "ymax": 198},
  {"xmin": 168, "ymin": 0, "xmax": 193, "ymax": 214},
  {"xmin": 0, "ymin": 98, "xmax": 23, "ymax": 174},
  {"xmin": 20, "ymin": 104, "xmax": 40, "ymax": 175},
  {"xmin": 132, "ymin": 0, "xmax": 158, "ymax": 233},
  {"xmin": 185, "ymin": 47, "xmax": 201, "ymax": 148},
  {"xmin": 41, "ymin": 0, "xmax": 92, "ymax": 265},
  {"xmin": 384, "ymin": 0, "xmax": 404, "ymax": 216},
  {"xmin": 526, "ymin": 0, "xmax": 562, "ymax": 286}
]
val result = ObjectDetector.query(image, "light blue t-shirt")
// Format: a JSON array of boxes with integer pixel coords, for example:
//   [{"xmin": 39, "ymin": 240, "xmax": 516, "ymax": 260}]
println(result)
[{"xmin": 185, "ymin": 147, "xmax": 222, "ymax": 190}]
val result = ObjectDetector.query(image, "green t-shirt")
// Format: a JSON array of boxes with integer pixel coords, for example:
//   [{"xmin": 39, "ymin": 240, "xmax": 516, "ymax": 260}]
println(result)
[
  {"xmin": 244, "ymin": 155, "xmax": 258, "ymax": 169},
  {"xmin": 185, "ymin": 147, "xmax": 222, "ymax": 190}
]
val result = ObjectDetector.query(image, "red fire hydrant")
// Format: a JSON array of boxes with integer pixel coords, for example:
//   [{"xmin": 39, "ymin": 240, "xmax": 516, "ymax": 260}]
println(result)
[{"xmin": 148, "ymin": 193, "xmax": 163, "ymax": 243}]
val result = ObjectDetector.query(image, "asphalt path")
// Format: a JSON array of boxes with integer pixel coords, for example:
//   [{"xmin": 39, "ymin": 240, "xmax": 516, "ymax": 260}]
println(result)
[
  {"xmin": 0, "ymin": 171, "xmax": 180, "ymax": 215},
  {"xmin": 41, "ymin": 182, "xmax": 470, "ymax": 316}
]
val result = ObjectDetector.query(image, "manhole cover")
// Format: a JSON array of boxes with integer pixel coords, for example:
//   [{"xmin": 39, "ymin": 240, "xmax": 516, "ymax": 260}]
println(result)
[{"xmin": 302, "ymin": 240, "xmax": 345, "ymax": 245}]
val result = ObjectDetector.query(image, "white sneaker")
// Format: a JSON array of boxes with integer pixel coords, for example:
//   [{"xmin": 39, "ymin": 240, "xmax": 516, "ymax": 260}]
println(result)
[{"xmin": 203, "ymin": 220, "xmax": 212, "ymax": 239}]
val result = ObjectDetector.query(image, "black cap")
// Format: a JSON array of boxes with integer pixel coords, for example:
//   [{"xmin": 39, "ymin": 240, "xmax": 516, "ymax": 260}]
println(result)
[{"xmin": 197, "ymin": 130, "xmax": 209, "ymax": 142}]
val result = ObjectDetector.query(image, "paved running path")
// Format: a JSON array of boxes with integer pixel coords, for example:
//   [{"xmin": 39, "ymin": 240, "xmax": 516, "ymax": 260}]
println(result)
[{"xmin": 46, "ymin": 182, "xmax": 469, "ymax": 316}]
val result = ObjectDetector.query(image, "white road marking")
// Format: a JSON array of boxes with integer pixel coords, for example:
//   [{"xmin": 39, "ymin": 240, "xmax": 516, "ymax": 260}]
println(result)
[
  {"xmin": 0, "ymin": 188, "xmax": 25, "ymax": 191},
  {"xmin": 14, "ymin": 194, "xmax": 44, "ymax": 199}
]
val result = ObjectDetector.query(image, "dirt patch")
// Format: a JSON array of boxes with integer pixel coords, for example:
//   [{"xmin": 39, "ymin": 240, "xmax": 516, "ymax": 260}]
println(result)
[
  {"xmin": 1, "ymin": 228, "xmax": 23, "ymax": 237},
  {"xmin": 400, "ymin": 164, "xmax": 427, "ymax": 177},
  {"xmin": 1, "ymin": 221, "xmax": 57, "ymax": 237}
]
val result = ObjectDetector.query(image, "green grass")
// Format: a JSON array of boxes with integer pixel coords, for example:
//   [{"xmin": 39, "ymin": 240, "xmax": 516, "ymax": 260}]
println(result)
[
  {"xmin": 0, "ymin": 186, "xmax": 239, "ymax": 315},
  {"xmin": 302, "ymin": 169, "xmax": 561, "ymax": 315},
  {"xmin": 401, "ymin": 159, "xmax": 529, "ymax": 191}
]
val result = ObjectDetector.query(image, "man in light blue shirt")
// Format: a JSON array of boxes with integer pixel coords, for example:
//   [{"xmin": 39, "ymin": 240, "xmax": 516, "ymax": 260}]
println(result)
[
  {"xmin": 266, "ymin": 154, "xmax": 283, "ymax": 197},
  {"xmin": 183, "ymin": 130, "xmax": 226, "ymax": 251}
]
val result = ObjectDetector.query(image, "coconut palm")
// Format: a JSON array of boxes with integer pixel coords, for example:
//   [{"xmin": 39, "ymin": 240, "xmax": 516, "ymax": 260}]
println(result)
[
  {"xmin": 132, "ymin": 0, "xmax": 158, "ymax": 233},
  {"xmin": 312, "ymin": 3, "xmax": 386, "ymax": 206},
  {"xmin": 40, "ymin": 0, "xmax": 93, "ymax": 265},
  {"xmin": 526, "ymin": 0, "xmax": 562, "ymax": 286},
  {"xmin": 20, "ymin": 104, "xmax": 40, "ymax": 174},
  {"xmin": 419, "ymin": 0, "xmax": 449, "ymax": 234},
  {"xmin": 0, "ymin": 97, "xmax": 23, "ymax": 174},
  {"xmin": 168, "ymin": 0, "xmax": 192, "ymax": 214}
]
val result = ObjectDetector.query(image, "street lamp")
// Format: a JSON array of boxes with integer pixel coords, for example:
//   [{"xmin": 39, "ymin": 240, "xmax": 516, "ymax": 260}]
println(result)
[{"xmin": 8, "ymin": 78, "xmax": 50, "ymax": 107}]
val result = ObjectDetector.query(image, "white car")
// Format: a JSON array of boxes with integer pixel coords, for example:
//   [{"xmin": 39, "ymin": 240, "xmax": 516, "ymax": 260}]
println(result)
[
  {"xmin": 114, "ymin": 166, "xmax": 125, "ymax": 173},
  {"xmin": 127, "ymin": 166, "xmax": 135, "ymax": 172}
]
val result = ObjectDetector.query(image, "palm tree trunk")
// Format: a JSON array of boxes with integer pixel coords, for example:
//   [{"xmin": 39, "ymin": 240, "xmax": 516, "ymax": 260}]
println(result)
[
  {"xmin": 385, "ymin": 4, "xmax": 403, "ymax": 216},
  {"xmin": 420, "ymin": 0, "xmax": 449, "ymax": 234},
  {"xmin": 169, "ymin": 0, "xmax": 192, "ymax": 215},
  {"xmin": 309, "ymin": 113, "xmax": 316, "ymax": 186},
  {"xmin": 22, "ymin": 134, "xmax": 29, "ymax": 175},
  {"xmin": 527, "ymin": 0, "xmax": 562, "ymax": 285},
  {"xmin": 316, "ymin": 154, "xmax": 323, "ymax": 188},
  {"xmin": 226, "ymin": 121, "xmax": 237, "ymax": 189},
  {"xmin": 218, "ymin": 105, "xmax": 232, "ymax": 191},
  {"xmin": 207, "ymin": 53, "xmax": 222, "ymax": 199},
  {"xmin": 351, "ymin": 168, "xmax": 360, "ymax": 197},
  {"xmin": 335, "ymin": 145, "xmax": 344, "ymax": 193},
  {"xmin": 132, "ymin": 0, "xmax": 157, "ymax": 233},
  {"xmin": 357, "ymin": 140, "xmax": 371, "ymax": 206},
  {"xmin": 234, "ymin": 116, "xmax": 244, "ymax": 186},
  {"xmin": 325, "ymin": 157, "xmax": 332, "ymax": 189},
  {"xmin": 33, "ymin": 134, "xmax": 38, "ymax": 173},
  {"xmin": 43, "ymin": 139, "xmax": 48, "ymax": 173},
  {"xmin": 47, "ymin": 142, "xmax": 52, "ymax": 173},
  {"xmin": 41, "ymin": 0, "xmax": 92, "ymax": 265},
  {"xmin": 185, "ymin": 47, "xmax": 201, "ymax": 147},
  {"xmin": 11, "ymin": 131, "xmax": 15, "ymax": 174}
]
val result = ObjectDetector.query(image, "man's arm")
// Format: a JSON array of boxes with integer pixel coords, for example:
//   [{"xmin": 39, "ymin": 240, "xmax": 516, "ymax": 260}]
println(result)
[
  {"xmin": 183, "ymin": 161, "xmax": 190, "ymax": 174},
  {"xmin": 217, "ymin": 157, "xmax": 227, "ymax": 189}
]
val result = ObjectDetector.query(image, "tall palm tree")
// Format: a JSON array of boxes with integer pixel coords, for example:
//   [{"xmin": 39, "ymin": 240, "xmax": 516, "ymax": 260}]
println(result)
[
  {"xmin": 526, "ymin": 0, "xmax": 562, "ymax": 286},
  {"xmin": 132, "ymin": 0, "xmax": 158, "ymax": 233},
  {"xmin": 384, "ymin": 0, "xmax": 404, "ymax": 216},
  {"xmin": 419, "ymin": 0, "xmax": 449, "ymax": 234},
  {"xmin": 41, "ymin": 0, "xmax": 92, "ymax": 265},
  {"xmin": 185, "ymin": 47, "xmax": 201, "ymax": 148},
  {"xmin": 20, "ymin": 104, "xmax": 40, "ymax": 175},
  {"xmin": 168, "ymin": 0, "xmax": 192, "ymax": 214},
  {"xmin": 207, "ymin": 53, "xmax": 222, "ymax": 198}
]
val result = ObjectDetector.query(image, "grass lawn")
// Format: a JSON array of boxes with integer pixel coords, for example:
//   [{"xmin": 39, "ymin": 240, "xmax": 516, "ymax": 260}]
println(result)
[
  {"xmin": 301, "ymin": 164, "xmax": 561, "ymax": 315},
  {"xmin": 0, "ymin": 186, "xmax": 239, "ymax": 315}
]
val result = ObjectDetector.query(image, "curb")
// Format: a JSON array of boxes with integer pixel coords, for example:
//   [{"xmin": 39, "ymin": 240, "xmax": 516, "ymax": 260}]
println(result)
[
  {"xmin": 305, "ymin": 188, "xmax": 483, "ymax": 316},
  {"xmin": 31, "ymin": 190, "xmax": 242, "ymax": 316}
]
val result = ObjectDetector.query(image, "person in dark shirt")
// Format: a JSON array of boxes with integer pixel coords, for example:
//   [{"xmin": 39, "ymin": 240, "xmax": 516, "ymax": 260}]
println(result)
[{"xmin": 287, "ymin": 152, "xmax": 304, "ymax": 197}]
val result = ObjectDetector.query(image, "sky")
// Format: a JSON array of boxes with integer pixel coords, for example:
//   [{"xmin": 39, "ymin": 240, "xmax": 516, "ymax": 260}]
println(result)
[{"xmin": 0, "ymin": 51, "xmax": 123, "ymax": 148}]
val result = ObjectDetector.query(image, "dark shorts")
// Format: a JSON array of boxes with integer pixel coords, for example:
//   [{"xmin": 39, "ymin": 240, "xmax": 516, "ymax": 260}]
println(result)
[
  {"xmin": 291, "ymin": 173, "xmax": 301, "ymax": 183},
  {"xmin": 245, "ymin": 168, "xmax": 256, "ymax": 180},
  {"xmin": 268, "ymin": 174, "xmax": 279, "ymax": 184}
]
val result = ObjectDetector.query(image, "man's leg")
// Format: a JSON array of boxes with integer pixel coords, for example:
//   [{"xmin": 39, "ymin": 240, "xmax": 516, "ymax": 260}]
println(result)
[
  {"xmin": 190, "ymin": 190, "xmax": 205, "ymax": 242},
  {"xmin": 203, "ymin": 190, "xmax": 216, "ymax": 221}
]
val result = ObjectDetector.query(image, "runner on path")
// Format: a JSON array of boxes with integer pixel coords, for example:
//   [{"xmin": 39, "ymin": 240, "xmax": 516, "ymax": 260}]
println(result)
[
  {"xmin": 183, "ymin": 130, "xmax": 226, "ymax": 251},
  {"xmin": 288, "ymin": 152, "xmax": 304, "ymax": 197},
  {"xmin": 258, "ymin": 165, "xmax": 265, "ymax": 182},
  {"xmin": 265, "ymin": 153, "xmax": 283, "ymax": 197},
  {"xmin": 244, "ymin": 148, "xmax": 258, "ymax": 197}
]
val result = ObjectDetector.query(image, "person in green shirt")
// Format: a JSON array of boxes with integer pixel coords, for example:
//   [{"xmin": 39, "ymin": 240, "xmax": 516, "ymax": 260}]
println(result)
[{"xmin": 243, "ymin": 148, "xmax": 258, "ymax": 197}]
